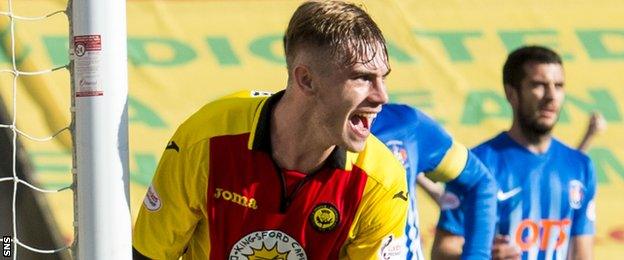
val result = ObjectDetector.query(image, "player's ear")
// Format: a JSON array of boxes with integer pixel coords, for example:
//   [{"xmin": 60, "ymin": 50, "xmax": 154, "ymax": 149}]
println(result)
[
  {"xmin": 293, "ymin": 64, "xmax": 315, "ymax": 95},
  {"xmin": 504, "ymin": 84, "xmax": 519, "ymax": 107}
]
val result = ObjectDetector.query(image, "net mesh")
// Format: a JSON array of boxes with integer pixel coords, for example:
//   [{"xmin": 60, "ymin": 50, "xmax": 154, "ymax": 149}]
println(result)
[{"xmin": 0, "ymin": 0, "xmax": 72, "ymax": 258}]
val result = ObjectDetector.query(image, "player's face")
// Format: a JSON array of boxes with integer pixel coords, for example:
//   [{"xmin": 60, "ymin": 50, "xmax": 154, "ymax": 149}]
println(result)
[
  {"xmin": 313, "ymin": 47, "xmax": 390, "ymax": 152},
  {"xmin": 515, "ymin": 62, "xmax": 565, "ymax": 135}
]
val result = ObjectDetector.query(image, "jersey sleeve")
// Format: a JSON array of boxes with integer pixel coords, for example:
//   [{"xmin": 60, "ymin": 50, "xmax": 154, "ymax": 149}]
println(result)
[
  {"xmin": 444, "ymin": 152, "xmax": 497, "ymax": 258},
  {"xmin": 133, "ymin": 135, "xmax": 208, "ymax": 259},
  {"xmin": 423, "ymin": 140, "xmax": 468, "ymax": 182},
  {"xmin": 571, "ymin": 156, "xmax": 597, "ymax": 236},
  {"xmin": 340, "ymin": 144, "xmax": 409, "ymax": 260},
  {"xmin": 412, "ymin": 110, "xmax": 462, "ymax": 181},
  {"xmin": 436, "ymin": 183, "xmax": 467, "ymax": 236},
  {"xmin": 434, "ymin": 150, "xmax": 484, "ymax": 237},
  {"xmin": 408, "ymin": 109, "xmax": 496, "ymax": 257}
]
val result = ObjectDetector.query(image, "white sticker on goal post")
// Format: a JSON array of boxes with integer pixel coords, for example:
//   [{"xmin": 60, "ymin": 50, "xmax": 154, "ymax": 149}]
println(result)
[{"xmin": 72, "ymin": 35, "xmax": 103, "ymax": 97}]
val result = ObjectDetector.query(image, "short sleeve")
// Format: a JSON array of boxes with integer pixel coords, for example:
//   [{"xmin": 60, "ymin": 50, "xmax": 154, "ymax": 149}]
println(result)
[
  {"xmin": 133, "ymin": 137, "xmax": 208, "ymax": 259},
  {"xmin": 571, "ymin": 156, "xmax": 597, "ymax": 236},
  {"xmin": 436, "ymin": 184, "xmax": 467, "ymax": 236},
  {"xmin": 341, "ymin": 172, "xmax": 408, "ymax": 259}
]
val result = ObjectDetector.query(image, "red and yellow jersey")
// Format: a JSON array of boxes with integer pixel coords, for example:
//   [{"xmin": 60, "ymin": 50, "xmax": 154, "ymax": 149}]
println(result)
[{"xmin": 133, "ymin": 90, "xmax": 408, "ymax": 259}]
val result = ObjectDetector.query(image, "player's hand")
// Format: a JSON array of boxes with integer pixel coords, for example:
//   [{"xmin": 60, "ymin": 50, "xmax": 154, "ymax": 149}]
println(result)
[
  {"xmin": 587, "ymin": 112, "xmax": 607, "ymax": 136},
  {"xmin": 491, "ymin": 235, "xmax": 521, "ymax": 260}
]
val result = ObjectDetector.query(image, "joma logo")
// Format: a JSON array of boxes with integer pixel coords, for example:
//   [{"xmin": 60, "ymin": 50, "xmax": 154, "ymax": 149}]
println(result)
[{"xmin": 214, "ymin": 188, "xmax": 258, "ymax": 209}]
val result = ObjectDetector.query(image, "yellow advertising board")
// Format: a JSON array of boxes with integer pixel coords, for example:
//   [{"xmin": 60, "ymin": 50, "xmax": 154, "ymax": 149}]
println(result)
[{"xmin": 1, "ymin": 0, "xmax": 622, "ymax": 258}]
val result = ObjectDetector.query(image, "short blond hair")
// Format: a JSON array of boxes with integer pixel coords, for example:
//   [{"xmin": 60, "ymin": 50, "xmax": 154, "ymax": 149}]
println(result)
[{"xmin": 283, "ymin": 0, "xmax": 388, "ymax": 71}]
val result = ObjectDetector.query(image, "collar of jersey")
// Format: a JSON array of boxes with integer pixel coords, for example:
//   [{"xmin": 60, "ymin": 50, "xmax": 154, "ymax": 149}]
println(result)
[
  {"xmin": 500, "ymin": 131, "xmax": 554, "ymax": 158},
  {"xmin": 250, "ymin": 90, "xmax": 347, "ymax": 170}
]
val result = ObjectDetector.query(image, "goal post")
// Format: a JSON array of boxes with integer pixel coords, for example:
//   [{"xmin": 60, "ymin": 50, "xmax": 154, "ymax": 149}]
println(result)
[{"xmin": 70, "ymin": 0, "xmax": 132, "ymax": 258}]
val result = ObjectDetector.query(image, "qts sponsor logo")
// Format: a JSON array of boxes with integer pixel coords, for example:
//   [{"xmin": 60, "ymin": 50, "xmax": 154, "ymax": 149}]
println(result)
[{"xmin": 515, "ymin": 219, "xmax": 571, "ymax": 251}]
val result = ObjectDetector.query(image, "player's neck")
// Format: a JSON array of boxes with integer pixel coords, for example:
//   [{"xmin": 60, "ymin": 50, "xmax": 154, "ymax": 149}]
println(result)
[
  {"xmin": 269, "ymin": 94, "xmax": 334, "ymax": 174},
  {"xmin": 507, "ymin": 123, "xmax": 552, "ymax": 154}
]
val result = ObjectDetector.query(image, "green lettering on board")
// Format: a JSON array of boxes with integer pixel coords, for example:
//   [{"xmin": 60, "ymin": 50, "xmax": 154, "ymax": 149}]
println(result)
[
  {"xmin": 386, "ymin": 41, "xmax": 415, "ymax": 63},
  {"xmin": 128, "ymin": 37, "xmax": 197, "ymax": 66},
  {"xmin": 30, "ymin": 151, "xmax": 70, "ymax": 174},
  {"xmin": 129, "ymin": 96, "xmax": 167, "ymax": 128},
  {"xmin": 131, "ymin": 153, "xmax": 157, "ymax": 186},
  {"xmin": 498, "ymin": 30, "xmax": 573, "ymax": 60},
  {"xmin": 413, "ymin": 30, "xmax": 482, "ymax": 62},
  {"xmin": 577, "ymin": 30, "xmax": 624, "ymax": 60},
  {"xmin": 249, "ymin": 34, "xmax": 285, "ymax": 64},
  {"xmin": 206, "ymin": 36, "xmax": 241, "ymax": 66},
  {"xmin": 461, "ymin": 90, "xmax": 511, "ymax": 124},
  {"xmin": 588, "ymin": 147, "xmax": 624, "ymax": 184},
  {"xmin": 29, "ymin": 151, "xmax": 71, "ymax": 189},
  {"xmin": 559, "ymin": 89, "xmax": 622, "ymax": 123},
  {"xmin": 42, "ymin": 35, "xmax": 68, "ymax": 66}
]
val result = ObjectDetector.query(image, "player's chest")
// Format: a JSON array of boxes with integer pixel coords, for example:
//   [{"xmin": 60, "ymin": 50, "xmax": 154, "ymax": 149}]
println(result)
[
  {"xmin": 204, "ymin": 135, "xmax": 368, "ymax": 259},
  {"xmin": 495, "ymin": 162, "xmax": 587, "ymax": 209}
]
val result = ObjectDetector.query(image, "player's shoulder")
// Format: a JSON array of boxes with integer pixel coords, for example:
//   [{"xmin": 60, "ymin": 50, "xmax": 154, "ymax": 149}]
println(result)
[
  {"xmin": 551, "ymin": 138, "xmax": 592, "ymax": 164},
  {"xmin": 381, "ymin": 103, "xmax": 417, "ymax": 115},
  {"xmin": 375, "ymin": 103, "xmax": 440, "ymax": 136},
  {"xmin": 173, "ymin": 90, "xmax": 271, "ymax": 149},
  {"xmin": 471, "ymin": 132, "xmax": 507, "ymax": 155},
  {"xmin": 378, "ymin": 103, "xmax": 423, "ymax": 122},
  {"xmin": 351, "ymin": 135, "xmax": 406, "ymax": 190},
  {"xmin": 550, "ymin": 138, "xmax": 596, "ymax": 186},
  {"xmin": 376, "ymin": 104, "xmax": 419, "ymax": 126}
]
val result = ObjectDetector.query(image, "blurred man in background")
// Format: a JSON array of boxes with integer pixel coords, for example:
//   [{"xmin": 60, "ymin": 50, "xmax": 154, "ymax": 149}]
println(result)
[{"xmin": 433, "ymin": 46, "xmax": 596, "ymax": 260}]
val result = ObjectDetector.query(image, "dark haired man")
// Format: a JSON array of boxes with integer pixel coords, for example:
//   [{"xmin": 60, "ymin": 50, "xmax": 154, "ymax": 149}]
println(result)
[{"xmin": 433, "ymin": 46, "xmax": 596, "ymax": 260}]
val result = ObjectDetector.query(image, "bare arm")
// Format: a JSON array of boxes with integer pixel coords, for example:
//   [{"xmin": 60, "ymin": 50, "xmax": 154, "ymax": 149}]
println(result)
[
  {"xmin": 568, "ymin": 235, "xmax": 594, "ymax": 260},
  {"xmin": 577, "ymin": 112, "xmax": 607, "ymax": 152},
  {"xmin": 432, "ymin": 230, "xmax": 523, "ymax": 260},
  {"xmin": 416, "ymin": 174, "xmax": 445, "ymax": 206},
  {"xmin": 431, "ymin": 229, "xmax": 463, "ymax": 260}
]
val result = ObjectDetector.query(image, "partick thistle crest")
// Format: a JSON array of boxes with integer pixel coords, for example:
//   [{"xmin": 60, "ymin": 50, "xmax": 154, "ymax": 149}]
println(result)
[{"xmin": 309, "ymin": 203, "xmax": 340, "ymax": 233}]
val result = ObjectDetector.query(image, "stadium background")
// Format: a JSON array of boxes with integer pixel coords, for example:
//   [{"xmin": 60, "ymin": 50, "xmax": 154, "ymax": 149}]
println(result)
[{"xmin": 0, "ymin": 0, "xmax": 622, "ymax": 258}]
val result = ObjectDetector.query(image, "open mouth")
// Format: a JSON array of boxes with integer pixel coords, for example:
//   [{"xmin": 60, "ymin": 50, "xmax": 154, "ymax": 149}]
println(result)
[{"xmin": 349, "ymin": 112, "xmax": 377, "ymax": 138}]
